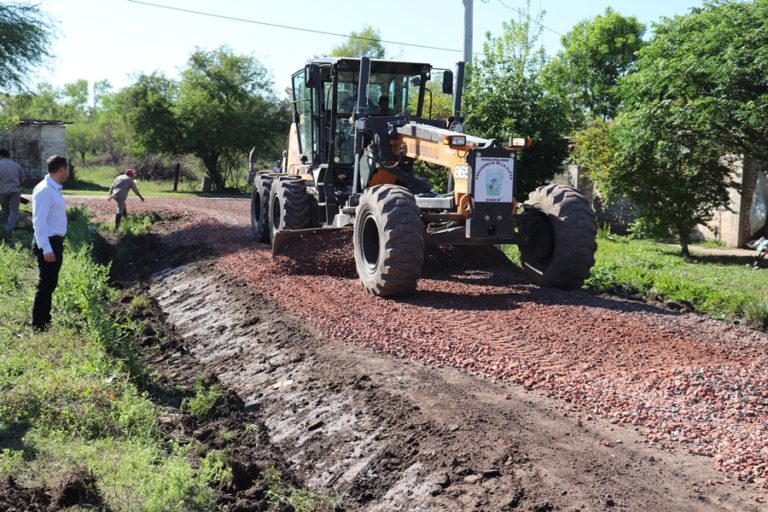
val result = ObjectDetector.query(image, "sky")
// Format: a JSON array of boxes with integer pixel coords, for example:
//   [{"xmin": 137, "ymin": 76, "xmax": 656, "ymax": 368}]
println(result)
[{"xmin": 31, "ymin": 0, "xmax": 705, "ymax": 98}]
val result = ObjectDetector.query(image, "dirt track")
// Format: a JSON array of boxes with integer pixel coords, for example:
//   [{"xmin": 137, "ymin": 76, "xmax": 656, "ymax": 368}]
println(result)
[{"xmin": 70, "ymin": 196, "xmax": 768, "ymax": 510}]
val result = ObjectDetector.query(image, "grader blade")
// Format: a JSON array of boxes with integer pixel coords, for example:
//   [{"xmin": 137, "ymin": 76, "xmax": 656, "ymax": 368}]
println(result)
[{"xmin": 271, "ymin": 227, "xmax": 348, "ymax": 256}]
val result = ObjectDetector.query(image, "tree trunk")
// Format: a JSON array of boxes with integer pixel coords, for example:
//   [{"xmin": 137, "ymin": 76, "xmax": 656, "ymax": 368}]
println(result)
[
  {"xmin": 201, "ymin": 153, "xmax": 223, "ymax": 192},
  {"xmin": 677, "ymin": 226, "xmax": 690, "ymax": 257}
]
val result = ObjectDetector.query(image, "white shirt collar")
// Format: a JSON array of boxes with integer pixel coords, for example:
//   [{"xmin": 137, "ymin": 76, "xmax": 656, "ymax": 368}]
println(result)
[{"xmin": 45, "ymin": 174, "xmax": 63, "ymax": 191}]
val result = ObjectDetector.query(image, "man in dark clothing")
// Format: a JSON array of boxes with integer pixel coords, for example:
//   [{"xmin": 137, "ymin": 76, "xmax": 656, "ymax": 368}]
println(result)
[
  {"xmin": 0, "ymin": 148, "xmax": 23, "ymax": 232},
  {"xmin": 31, "ymin": 155, "xmax": 69, "ymax": 331}
]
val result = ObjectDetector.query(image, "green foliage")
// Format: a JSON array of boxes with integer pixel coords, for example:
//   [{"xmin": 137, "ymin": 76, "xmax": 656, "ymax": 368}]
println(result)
[
  {"xmin": 608, "ymin": 102, "xmax": 733, "ymax": 255},
  {"xmin": 29, "ymin": 436, "xmax": 219, "ymax": 511},
  {"xmin": 0, "ymin": 243, "xmax": 33, "ymax": 296},
  {"xmin": 0, "ymin": 210, "xmax": 227, "ymax": 510},
  {"xmin": 176, "ymin": 47, "xmax": 291, "ymax": 191},
  {"xmin": 543, "ymin": 8, "xmax": 645, "ymax": 123},
  {"xmin": 463, "ymin": 1, "xmax": 569, "ymax": 197},
  {"xmin": 67, "ymin": 121, "xmax": 101, "ymax": 164},
  {"xmin": 200, "ymin": 449, "xmax": 232, "ymax": 489},
  {"xmin": 571, "ymin": 117, "xmax": 614, "ymax": 181},
  {"xmin": 263, "ymin": 466, "xmax": 340, "ymax": 512},
  {"xmin": 0, "ymin": 449, "xmax": 24, "ymax": 477},
  {"xmin": 603, "ymin": 0, "xmax": 768, "ymax": 255},
  {"xmin": 118, "ymin": 73, "xmax": 180, "ymax": 156},
  {"xmin": 0, "ymin": 3, "xmax": 52, "ymax": 92},
  {"xmin": 181, "ymin": 378, "xmax": 224, "ymax": 422},
  {"xmin": 330, "ymin": 25, "xmax": 386, "ymax": 58},
  {"xmin": 623, "ymin": 0, "xmax": 768, "ymax": 164}
]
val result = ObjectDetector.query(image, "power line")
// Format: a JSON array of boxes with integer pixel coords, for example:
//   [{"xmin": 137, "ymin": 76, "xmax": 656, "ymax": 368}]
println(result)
[
  {"xmin": 496, "ymin": 0, "xmax": 564, "ymax": 36},
  {"xmin": 127, "ymin": 0, "xmax": 476, "ymax": 55}
]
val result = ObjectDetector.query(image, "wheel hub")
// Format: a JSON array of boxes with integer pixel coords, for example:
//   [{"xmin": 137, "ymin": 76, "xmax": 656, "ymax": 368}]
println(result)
[{"xmin": 361, "ymin": 214, "xmax": 380, "ymax": 271}]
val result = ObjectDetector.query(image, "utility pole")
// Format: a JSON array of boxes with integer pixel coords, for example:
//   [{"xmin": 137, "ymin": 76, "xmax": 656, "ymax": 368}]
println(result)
[{"xmin": 463, "ymin": 0, "xmax": 473, "ymax": 65}]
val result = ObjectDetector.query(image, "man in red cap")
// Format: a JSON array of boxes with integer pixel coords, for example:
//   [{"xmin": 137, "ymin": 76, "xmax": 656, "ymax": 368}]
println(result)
[{"xmin": 107, "ymin": 168, "xmax": 144, "ymax": 231}]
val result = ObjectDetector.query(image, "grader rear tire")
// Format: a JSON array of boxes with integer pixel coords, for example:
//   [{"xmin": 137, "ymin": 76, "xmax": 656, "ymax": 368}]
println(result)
[
  {"xmin": 520, "ymin": 184, "xmax": 597, "ymax": 290},
  {"xmin": 250, "ymin": 173, "xmax": 274, "ymax": 243},
  {"xmin": 354, "ymin": 185, "xmax": 424, "ymax": 296},
  {"xmin": 269, "ymin": 177, "xmax": 310, "ymax": 243}
]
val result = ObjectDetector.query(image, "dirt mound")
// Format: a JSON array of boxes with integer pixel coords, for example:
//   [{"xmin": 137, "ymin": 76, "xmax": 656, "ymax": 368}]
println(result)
[
  {"xmin": 0, "ymin": 477, "xmax": 49, "ymax": 512},
  {"xmin": 48, "ymin": 466, "xmax": 101, "ymax": 509}
]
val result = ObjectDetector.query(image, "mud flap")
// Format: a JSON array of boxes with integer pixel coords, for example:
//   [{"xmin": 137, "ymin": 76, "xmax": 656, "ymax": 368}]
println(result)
[{"xmin": 272, "ymin": 227, "xmax": 348, "ymax": 255}]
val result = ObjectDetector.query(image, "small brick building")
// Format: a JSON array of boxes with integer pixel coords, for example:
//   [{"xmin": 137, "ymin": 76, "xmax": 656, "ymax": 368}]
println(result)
[{"xmin": 0, "ymin": 119, "xmax": 67, "ymax": 187}]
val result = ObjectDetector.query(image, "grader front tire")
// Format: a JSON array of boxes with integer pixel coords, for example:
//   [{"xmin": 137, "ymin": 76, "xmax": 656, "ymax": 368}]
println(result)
[
  {"xmin": 353, "ymin": 185, "xmax": 424, "ymax": 296},
  {"xmin": 520, "ymin": 184, "xmax": 597, "ymax": 290}
]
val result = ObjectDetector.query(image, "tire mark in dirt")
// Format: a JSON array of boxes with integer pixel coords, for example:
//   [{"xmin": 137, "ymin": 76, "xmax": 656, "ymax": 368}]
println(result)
[
  {"xmin": 151, "ymin": 263, "xmax": 762, "ymax": 511},
  {"xmin": 70, "ymin": 196, "xmax": 768, "ymax": 499}
]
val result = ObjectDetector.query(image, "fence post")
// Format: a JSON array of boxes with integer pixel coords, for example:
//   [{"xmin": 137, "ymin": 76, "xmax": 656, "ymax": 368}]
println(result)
[{"xmin": 173, "ymin": 162, "xmax": 180, "ymax": 192}]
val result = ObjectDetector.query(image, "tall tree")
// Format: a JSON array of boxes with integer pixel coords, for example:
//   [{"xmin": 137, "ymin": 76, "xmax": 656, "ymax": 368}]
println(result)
[
  {"xmin": 176, "ymin": 47, "xmax": 290, "ymax": 191},
  {"xmin": 580, "ymin": 1, "xmax": 768, "ymax": 254},
  {"xmin": 463, "ymin": 1, "xmax": 569, "ymax": 197},
  {"xmin": 0, "ymin": 3, "xmax": 52, "ymax": 92},
  {"xmin": 622, "ymin": 0, "xmax": 768, "ymax": 164},
  {"xmin": 543, "ymin": 8, "xmax": 645, "ymax": 124},
  {"xmin": 118, "ymin": 73, "xmax": 180, "ymax": 156},
  {"xmin": 330, "ymin": 25, "xmax": 386, "ymax": 58}
]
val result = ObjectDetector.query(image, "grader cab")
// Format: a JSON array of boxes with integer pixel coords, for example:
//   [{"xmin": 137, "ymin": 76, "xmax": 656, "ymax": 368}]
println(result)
[{"xmin": 248, "ymin": 56, "xmax": 597, "ymax": 296}]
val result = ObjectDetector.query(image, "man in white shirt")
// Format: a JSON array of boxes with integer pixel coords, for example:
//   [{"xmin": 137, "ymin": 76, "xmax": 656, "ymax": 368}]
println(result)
[
  {"xmin": 31, "ymin": 155, "xmax": 69, "ymax": 331},
  {"xmin": 0, "ymin": 148, "xmax": 23, "ymax": 232}
]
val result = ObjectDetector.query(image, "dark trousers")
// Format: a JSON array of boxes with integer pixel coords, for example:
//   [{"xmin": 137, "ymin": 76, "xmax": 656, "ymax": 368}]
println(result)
[{"xmin": 32, "ymin": 236, "xmax": 64, "ymax": 330}]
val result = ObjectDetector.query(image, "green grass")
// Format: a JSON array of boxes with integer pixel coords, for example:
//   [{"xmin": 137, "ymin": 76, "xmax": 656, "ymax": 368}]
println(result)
[
  {"xmin": 181, "ymin": 379, "xmax": 225, "ymax": 423},
  {"xmin": 65, "ymin": 165, "xmax": 200, "ymax": 197},
  {"xmin": 262, "ymin": 466, "xmax": 340, "ymax": 512},
  {"xmin": 0, "ymin": 206, "xmax": 339, "ymax": 510},
  {"xmin": 503, "ymin": 234, "xmax": 768, "ymax": 328},
  {"xmin": 61, "ymin": 165, "xmax": 248, "ymax": 198},
  {"xmin": 0, "ymin": 209, "xmax": 225, "ymax": 510}
]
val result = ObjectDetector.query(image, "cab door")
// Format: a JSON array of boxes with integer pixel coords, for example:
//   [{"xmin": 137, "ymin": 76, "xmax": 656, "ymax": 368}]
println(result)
[{"xmin": 288, "ymin": 69, "xmax": 317, "ymax": 174}]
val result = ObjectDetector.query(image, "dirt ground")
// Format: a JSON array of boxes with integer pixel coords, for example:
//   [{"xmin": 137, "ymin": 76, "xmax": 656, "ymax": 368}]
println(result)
[{"xmin": 68, "ymin": 196, "xmax": 768, "ymax": 511}]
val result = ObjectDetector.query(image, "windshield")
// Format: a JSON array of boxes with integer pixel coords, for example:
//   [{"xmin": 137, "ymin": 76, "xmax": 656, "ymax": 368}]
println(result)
[
  {"xmin": 328, "ymin": 70, "xmax": 422, "ymax": 164},
  {"xmin": 331, "ymin": 70, "xmax": 421, "ymax": 115}
]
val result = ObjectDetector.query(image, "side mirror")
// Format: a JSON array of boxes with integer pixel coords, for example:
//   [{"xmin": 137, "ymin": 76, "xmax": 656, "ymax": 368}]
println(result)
[
  {"xmin": 442, "ymin": 70, "xmax": 454, "ymax": 94},
  {"xmin": 305, "ymin": 64, "xmax": 320, "ymax": 88},
  {"xmin": 292, "ymin": 110, "xmax": 300, "ymax": 124}
]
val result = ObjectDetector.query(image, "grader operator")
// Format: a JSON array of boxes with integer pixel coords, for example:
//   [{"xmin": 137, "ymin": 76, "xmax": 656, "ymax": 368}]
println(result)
[{"xmin": 248, "ymin": 56, "xmax": 597, "ymax": 296}]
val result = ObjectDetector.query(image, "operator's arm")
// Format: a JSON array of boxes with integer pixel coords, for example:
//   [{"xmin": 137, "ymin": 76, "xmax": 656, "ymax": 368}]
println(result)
[
  {"xmin": 108, "ymin": 179, "xmax": 116, "ymax": 200},
  {"xmin": 131, "ymin": 181, "xmax": 144, "ymax": 201}
]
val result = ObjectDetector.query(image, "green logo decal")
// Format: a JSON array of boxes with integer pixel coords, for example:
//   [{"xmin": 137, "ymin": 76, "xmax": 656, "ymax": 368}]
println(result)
[{"xmin": 485, "ymin": 172, "xmax": 503, "ymax": 196}]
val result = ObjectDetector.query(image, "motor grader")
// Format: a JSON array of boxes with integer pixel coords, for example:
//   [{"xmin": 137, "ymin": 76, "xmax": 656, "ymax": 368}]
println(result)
[{"xmin": 248, "ymin": 56, "xmax": 596, "ymax": 296}]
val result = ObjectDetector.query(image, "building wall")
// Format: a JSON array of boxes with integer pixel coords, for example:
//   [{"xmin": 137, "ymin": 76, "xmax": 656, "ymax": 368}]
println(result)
[
  {"xmin": 568, "ymin": 164, "xmax": 634, "ymax": 235},
  {"xmin": 0, "ymin": 123, "xmax": 67, "ymax": 187},
  {"xmin": 700, "ymin": 155, "xmax": 761, "ymax": 248}
]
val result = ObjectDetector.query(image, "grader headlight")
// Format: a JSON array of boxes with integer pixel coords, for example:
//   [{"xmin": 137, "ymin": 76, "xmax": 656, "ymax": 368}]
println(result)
[{"xmin": 443, "ymin": 135, "xmax": 467, "ymax": 148}]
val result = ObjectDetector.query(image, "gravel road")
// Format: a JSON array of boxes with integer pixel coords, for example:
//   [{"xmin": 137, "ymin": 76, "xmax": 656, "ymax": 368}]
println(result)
[{"xmin": 70, "ymin": 195, "xmax": 768, "ymax": 508}]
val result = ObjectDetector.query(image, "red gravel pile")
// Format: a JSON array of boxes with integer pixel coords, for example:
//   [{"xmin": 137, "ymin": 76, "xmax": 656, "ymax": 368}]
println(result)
[
  {"xmin": 70, "ymin": 197, "xmax": 768, "ymax": 489},
  {"xmin": 272, "ymin": 229, "xmax": 357, "ymax": 278}
]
